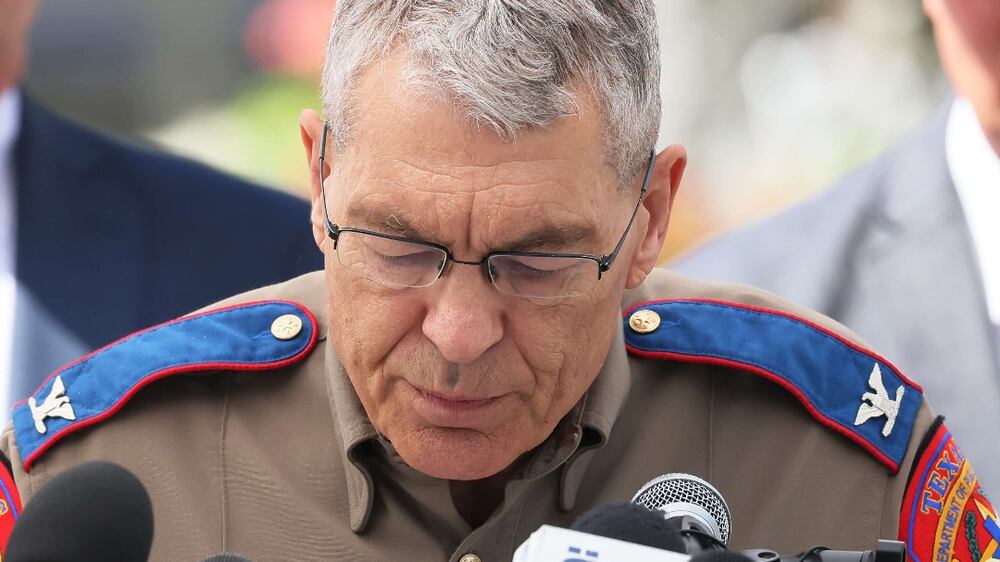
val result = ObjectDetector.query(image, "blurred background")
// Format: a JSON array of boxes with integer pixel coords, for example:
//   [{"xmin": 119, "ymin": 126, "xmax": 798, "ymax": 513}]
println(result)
[{"xmin": 23, "ymin": 0, "xmax": 949, "ymax": 259}]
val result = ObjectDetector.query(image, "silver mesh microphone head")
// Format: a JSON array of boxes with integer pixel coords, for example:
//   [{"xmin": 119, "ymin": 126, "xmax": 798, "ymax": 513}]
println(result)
[{"xmin": 631, "ymin": 473, "xmax": 732, "ymax": 545}]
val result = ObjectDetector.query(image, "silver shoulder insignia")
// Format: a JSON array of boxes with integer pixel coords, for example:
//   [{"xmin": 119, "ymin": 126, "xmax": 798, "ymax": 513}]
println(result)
[
  {"xmin": 853, "ymin": 363, "xmax": 905, "ymax": 437},
  {"xmin": 28, "ymin": 375, "xmax": 76, "ymax": 434}
]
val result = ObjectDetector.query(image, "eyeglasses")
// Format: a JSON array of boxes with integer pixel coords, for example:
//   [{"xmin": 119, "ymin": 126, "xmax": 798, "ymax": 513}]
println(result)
[{"xmin": 318, "ymin": 124, "xmax": 655, "ymax": 299}]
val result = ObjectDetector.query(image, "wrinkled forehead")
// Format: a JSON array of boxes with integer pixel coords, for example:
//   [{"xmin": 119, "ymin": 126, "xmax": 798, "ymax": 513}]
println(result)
[{"xmin": 326, "ymin": 49, "xmax": 625, "ymax": 249}]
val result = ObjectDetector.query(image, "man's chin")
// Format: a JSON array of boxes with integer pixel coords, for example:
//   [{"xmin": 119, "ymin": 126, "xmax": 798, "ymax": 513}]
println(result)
[{"xmin": 394, "ymin": 428, "xmax": 521, "ymax": 481}]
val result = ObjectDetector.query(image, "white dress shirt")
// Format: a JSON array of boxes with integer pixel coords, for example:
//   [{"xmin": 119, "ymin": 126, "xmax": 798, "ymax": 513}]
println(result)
[
  {"xmin": 946, "ymin": 98, "xmax": 1000, "ymax": 329},
  {"xmin": 0, "ymin": 89, "xmax": 21, "ymax": 412}
]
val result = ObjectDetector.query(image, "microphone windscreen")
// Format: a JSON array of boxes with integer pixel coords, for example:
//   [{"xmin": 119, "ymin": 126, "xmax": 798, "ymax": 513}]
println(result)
[
  {"xmin": 690, "ymin": 552, "xmax": 756, "ymax": 562},
  {"xmin": 200, "ymin": 554, "xmax": 254, "ymax": 562},
  {"xmin": 6, "ymin": 461, "xmax": 154, "ymax": 562},
  {"xmin": 633, "ymin": 472, "xmax": 731, "ymax": 546},
  {"xmin": 570, "ymin": 501, "xmax": 686, "ymax": 553}
]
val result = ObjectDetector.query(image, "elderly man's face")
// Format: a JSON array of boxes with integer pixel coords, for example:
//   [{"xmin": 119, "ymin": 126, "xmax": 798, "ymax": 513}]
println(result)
[{"xmin": 301, "ymin": 51, "xmax": 683, "ymax": 480}]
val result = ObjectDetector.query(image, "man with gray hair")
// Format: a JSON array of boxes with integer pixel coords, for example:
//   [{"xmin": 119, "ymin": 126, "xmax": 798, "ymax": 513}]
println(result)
[{"xmin": 0, "ymin": 2, "xmax": 989, "ymax": 561}]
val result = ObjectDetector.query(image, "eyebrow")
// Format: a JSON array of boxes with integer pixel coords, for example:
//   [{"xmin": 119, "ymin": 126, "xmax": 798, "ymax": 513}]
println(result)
[
  {"xmin": 345, "ymin": 204, "xmax": 423, "ymax": 237},
  {"xmin": 344, "ymin": 203, "xmax": 600, "ymax": 253},
  {"xmin": 495, "ymin": 223, "xmax": 600, "ymax": 253}
]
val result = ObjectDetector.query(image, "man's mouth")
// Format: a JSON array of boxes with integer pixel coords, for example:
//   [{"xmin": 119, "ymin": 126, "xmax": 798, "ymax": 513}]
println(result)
[{"xmin": 406, "ymin": 382, "xmax": 507, "ymax": 427}]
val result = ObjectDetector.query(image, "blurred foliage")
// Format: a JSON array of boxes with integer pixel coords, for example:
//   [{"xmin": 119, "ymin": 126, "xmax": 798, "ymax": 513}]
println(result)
[
  {"xmin": 229, "ymin": 77, "xmax": 320, "ymax": 194},
  {"xmin": 148, "ymin": 76, "xmax": 320, "ymax": 196}
]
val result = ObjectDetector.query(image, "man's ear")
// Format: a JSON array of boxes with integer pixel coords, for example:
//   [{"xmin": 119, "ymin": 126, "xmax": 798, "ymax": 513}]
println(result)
[
  {"xmin": 625, "ymin": 144, "xmax": 687, "ymax": 289},
  {"xmin": 300, "ymin": 109, "xmax": 330, "ymax": 250}
]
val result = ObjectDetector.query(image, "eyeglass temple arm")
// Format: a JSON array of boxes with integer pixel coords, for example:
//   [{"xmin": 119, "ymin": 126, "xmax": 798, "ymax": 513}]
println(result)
[
  {"xmin": 598, "ymin": 150, "xmax": 657, "ymax": 273},
  {"xmin": 318, "ymin": 124, "xmax": 340, "ymax": 238}
]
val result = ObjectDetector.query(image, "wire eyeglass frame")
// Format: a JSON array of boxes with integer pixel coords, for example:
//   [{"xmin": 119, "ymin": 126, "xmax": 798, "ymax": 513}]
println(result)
[{"xmin": 317, "ymin": 123, "xmax": 656, "ymax": 298}]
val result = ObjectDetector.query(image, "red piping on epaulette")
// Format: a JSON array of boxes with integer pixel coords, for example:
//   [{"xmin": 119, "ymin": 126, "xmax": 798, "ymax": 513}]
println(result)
[
  {"xmin": 622, "ymin": 298, "xmax": 923, "ymax": 474},
  {"xmin": 0, "ymin": 456, "xmax": 22, "ymax": 553},
  {"xmin": 626, "ymin": 346, "xmax": 901, "ymax": 472},
  {"xmin": 18, "ymin": 300, "xmax": 320, "ymax": 472}
]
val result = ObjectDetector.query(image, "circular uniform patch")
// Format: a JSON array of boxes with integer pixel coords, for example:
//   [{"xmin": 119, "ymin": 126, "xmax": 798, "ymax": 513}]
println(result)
[{"xmin": 900, "ymin": 421, "xmax": 999, "ymax": 562}]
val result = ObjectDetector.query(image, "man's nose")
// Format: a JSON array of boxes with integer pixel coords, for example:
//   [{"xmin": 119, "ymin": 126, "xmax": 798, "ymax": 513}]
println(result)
[{"xmin": 421, "ymin": 263, "xmax": 504, "ymax": 365}]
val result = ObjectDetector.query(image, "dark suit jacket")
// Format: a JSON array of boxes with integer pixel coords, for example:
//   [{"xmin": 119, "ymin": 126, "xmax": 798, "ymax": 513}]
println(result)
[
  {"xmin": 673, "ymin": 107, "xmax": 1000, "ymax": 488},
  {"xmin": 11, "ymin": 96, "xmax": 323, "ymax": 402}
]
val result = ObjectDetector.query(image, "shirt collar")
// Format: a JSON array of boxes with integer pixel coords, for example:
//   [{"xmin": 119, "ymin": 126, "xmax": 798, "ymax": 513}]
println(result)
[
  {"xmin": 577, "ymin": 319, "xmax": 631, "ymax": 446},
  {"xmin": 946, "ymin": 97, "xmax": 1000, "ymax": 325},
  {"xmin": 324, "ymin": 338, "xmax": 378, "ymax": 532},
  {"xmin": 326, "ymin": 310, "xmax": 633, "ymax": 532}
]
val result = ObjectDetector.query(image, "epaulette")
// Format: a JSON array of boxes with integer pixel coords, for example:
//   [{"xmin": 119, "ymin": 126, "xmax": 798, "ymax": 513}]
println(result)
[
  {"xmin": 623, "ymin": 298, "xmax": 923, "ymax": 473},
  {"xmin": 12, "ymin": 300, "xmax": 318, "ymax": 471}
]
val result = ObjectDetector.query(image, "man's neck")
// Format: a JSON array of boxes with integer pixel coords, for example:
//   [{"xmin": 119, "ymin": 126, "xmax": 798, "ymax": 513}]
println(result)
[
  {"xmin": 449, "ymin": 453, "xmax": 531, "ymax": 529},
  {"xmin": 985, "ymin": 129, "xmax": 1000, "ymax": 160}
]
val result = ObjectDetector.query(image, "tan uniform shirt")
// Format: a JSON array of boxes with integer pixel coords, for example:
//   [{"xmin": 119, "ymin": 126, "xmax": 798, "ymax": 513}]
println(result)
[{"xmin": 0, "ymin": 270, "xmax": 948, "ymax": 561}]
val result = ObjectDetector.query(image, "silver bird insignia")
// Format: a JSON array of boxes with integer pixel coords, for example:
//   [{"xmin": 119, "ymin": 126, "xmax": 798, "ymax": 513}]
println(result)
[
  {"xmin": 853, "ymin": 363, "xmax": 905, "ymax": 437},
  {"xmin": 28, "ymin": 375, "xmax": 76, "ymax": 434}
]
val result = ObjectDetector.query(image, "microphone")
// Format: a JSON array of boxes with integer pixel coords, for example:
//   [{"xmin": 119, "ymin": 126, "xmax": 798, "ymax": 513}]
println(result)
[
  {"xmin": 632, "ymin": 473, "xmax": 732, "ymax": 553},
  {"xmin": 689, "ymin": 552, "xmax": 757, "ymax": 562},
  {"xmin": 5, "ymin": 461, "xmax": 154, "ymax": 562},
  {"xmin": 200, "ymin": 554, "xmax": 254, "ymax": 562},
  {"xmin": 514, "ymin": 502, "xmax": 689, "ymax": 561},
  {"xmin": 570, "ymin": 502, "xmax": 686, "ymax": 553},
  {"xmin": 631, "ymin": 472, "xmax": 907, "ymax": 562}
]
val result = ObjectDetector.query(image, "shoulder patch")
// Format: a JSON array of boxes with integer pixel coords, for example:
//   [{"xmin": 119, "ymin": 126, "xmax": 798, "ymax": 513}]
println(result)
[
  {"xmin": 0, "ymin": 451, "xmax": 22, "ymax": 554},
  {"xmin": 12, "ymin": 300, "xmax": 318, "ymax": 471},
  {"xmin": 900, "ymin": 419, "xmax": 998, "ymax": 562},
  {"xmin": 623, "ymin": 299, "xmax": 923, "ymax": 472}
]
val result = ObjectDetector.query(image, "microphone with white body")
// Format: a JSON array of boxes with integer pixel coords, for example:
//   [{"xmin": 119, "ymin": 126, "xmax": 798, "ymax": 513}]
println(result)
[
  {"xmin": 514, "ymin": 471, "xmax": 906, "ymax": 562},
  {"xmin": 631, "ymin": 473, "xmax": 906, "ymax": 562},
  {"xmin": 513, "ymin": 525, "xmax": 690, "ymax": 562},
  {"xmin": 513, "ymin": 502, "xmax": 690, "ymax": 562}
]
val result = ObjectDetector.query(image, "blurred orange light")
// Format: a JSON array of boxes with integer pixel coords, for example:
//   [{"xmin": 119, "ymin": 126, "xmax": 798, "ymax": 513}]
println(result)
[{"xmin": 244, "ymin": 0, "xmax": 334, "ymax": 78}]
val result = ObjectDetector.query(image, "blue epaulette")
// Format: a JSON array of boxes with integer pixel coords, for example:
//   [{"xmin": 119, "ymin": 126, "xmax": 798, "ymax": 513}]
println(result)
[
  {"xmin": 12, "ymin": 300, "xmax": 318, "ymax": 471},
  {"xmin": 623, "ymin": 299, "xmax": 923, "ymax": 473}
]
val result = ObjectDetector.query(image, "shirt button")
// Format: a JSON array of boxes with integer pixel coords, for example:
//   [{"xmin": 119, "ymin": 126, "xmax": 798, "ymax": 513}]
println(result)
[{"xmin": 459, "ymin": 555, "xmax": 482, "ymax": 562}]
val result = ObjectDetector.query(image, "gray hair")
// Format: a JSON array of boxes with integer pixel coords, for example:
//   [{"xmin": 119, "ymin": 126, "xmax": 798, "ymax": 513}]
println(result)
[{"xmin": 321, "ymin": 0, "xmax": 660, "ymax": 183}]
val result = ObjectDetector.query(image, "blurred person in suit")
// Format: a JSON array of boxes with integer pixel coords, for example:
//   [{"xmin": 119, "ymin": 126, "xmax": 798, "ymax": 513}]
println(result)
[
  {"xmin": 0, "ymin": 0, "xmax": 322, "ymax": 412},
  {"xmin": 674, "ymin": 0, "xmax": 1000, "ymax": 486}
]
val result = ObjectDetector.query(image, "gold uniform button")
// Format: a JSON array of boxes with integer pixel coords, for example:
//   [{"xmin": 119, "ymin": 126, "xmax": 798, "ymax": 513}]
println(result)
[
  {"xmin": 270, "ymin": 314, "xmax": 303, "ymax": 340},
  {"xmin": 629, "ymin": 309, "xmax": 661, "ymax": 334},
  {"xmin": 459, "ymin": 555, "xmax": 482, "ymax": 562}
]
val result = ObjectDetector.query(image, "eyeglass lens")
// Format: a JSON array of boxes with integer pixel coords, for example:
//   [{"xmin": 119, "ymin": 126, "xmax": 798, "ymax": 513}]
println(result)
[
  {"xmin": 333, "ymin": 231, "xmax": 599, "ymax": 298},
  {"xmin": 335, "ymin": 231, "xmax": 446, "ymax": 288}
]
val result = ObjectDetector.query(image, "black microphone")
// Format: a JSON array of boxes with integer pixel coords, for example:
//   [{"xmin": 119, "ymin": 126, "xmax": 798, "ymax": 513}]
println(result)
[
  {"xmin": 200, "ymin": 554, "xmax": 254, "ymax": 562},
  {"xmin": 690, "ymin": 551, "xmax": 758, "ymax": 562},
  {"xmin": 5, "ymin": 461, "xmax": 154, "ymax": 562},
  {"xmin": 742, "ymin": 543, "xmax": 909, "ymax": 562},
  {"xmin": 570, "ymin": 501, "xmax": 687, "ymax": 553}
]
